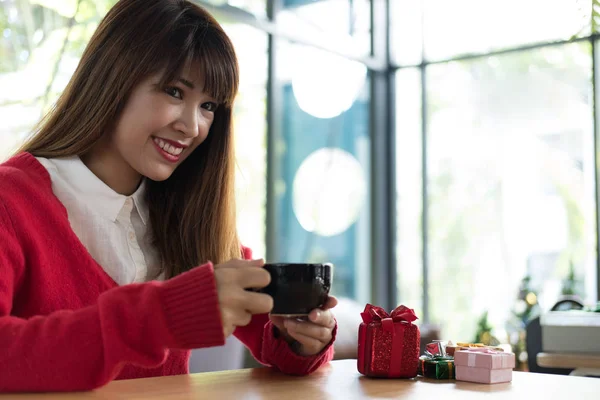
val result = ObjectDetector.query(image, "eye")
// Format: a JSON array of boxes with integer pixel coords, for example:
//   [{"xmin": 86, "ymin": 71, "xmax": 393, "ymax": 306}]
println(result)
[
  {"xmin": 201, "ymin": 102, "xmax": 218, "ymax": 112},
  {"xmin": 164, "ymin": 86, "xmax": 183, "ymax": 99}
]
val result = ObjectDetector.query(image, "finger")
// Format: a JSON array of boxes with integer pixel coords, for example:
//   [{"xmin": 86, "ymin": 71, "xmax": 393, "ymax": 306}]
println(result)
[
  {"xmin": 305, "ymin": 296, "xmax": 337, "ymax": 321},
  {"xmin": 269, "ymin": 315, "xmax": 286, "ymax": 331},
  {"xmin": 307, "ymin": 309, "xmax": 336, "ymax": 328},
  {"xmin": 237, "ymin": 267, "xmax": 271, "ymax": 290},
  {"xmin": 284, "ymin": 319, "xmax": 332, "ymax": 344},
  {"xmin": 217, "ymin": 258, "xmax": 265, "ymax": 269},
  {"xmin": 249, "ymin": 258, "xmax": 265, "ymax": 266},
  {"xmin": 285, "ymin": 329, "xmax": 326, "ymax": 356},
  {"xmin": 232, "ymin": 310, "xmax": 252, "ymax": 328},
  {"xmin": 241, "ymin": 291, "xmax": 274, "ymax": 314},
  {"xmin": 322, "ymin": 295, "xmax": 338, "ymax": 310},
  {"xmin": 269, "ymin": 315, "xmax": 295, "ymax": 341}
]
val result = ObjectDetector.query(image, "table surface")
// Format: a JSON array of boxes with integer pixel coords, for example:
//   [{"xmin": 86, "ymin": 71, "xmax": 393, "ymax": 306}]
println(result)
[
  {"xmin": 6, "ymin": 359, "xmax": 600, "ymax": 400},
  {"xmin": 537, "ymin": 352, "xmax": 600, "ymax": 369}
]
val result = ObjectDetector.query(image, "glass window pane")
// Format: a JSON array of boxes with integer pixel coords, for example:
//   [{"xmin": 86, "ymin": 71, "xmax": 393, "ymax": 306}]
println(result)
[
  {"xmin": 277, "ymin": 0, "xmax": 371, "ymax": 58},
  {"xmin": 427, "ymin": 43, "xmax": 596, "ymax": 347},
  {"xmin": 395, "ymin": 68, "xmax": 424, "ymax": 319},
  {"xmin": 391, "ymin": 0, "xmax": 423, "ymax": 66},
  {"xmin": 392, "ymin": 0, "xmax": 591, "ymax": 63},
  {"xmin": 223, "ymin": 0, "xmax": 266, "ymax": 18},
  {"xmin": 222, "ymin": 23, "xmax": 268, "ymax": 258},
  {"xmin": 272, "ymin": 39, "xmax": 371, "ymax": 302},
  {"xmin": 0, "ymin": 0, "xmax": 108, "ymax": 160}
]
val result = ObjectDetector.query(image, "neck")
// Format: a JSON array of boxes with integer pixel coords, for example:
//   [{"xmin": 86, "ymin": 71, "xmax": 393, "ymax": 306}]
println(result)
[{"xmin": 81, "ymin": 139, "xmax": 142, "ymax": 196}]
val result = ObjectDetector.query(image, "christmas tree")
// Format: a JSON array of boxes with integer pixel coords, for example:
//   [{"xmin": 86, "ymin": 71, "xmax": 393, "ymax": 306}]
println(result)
[
  {"xmin": 473, "ymin": 310, "xmax": 500, "ymax": 346},
  {"xmin": 506, "ymin": 274, "xmax": 540, "ymax": 371},
  {"xmin": 561, "ymin": 261, "xmax": 583, "ymax": 298}
]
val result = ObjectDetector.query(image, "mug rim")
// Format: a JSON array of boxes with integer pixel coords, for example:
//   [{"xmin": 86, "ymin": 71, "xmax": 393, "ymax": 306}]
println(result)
[{"xmin": 263, "ymin": 262, "xmax": 333, "ymax": 268}]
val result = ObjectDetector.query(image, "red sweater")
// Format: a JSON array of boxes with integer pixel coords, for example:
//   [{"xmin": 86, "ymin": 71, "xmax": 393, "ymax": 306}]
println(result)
[{"xmin": 0, "ymin": 153, "xmax": 335, "ymax": 392}]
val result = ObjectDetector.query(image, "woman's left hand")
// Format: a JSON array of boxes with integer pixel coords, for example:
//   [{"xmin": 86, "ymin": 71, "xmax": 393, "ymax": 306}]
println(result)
[{"xmin": 270, "ymin": 296, "xmax": 338, "ymax": 356}]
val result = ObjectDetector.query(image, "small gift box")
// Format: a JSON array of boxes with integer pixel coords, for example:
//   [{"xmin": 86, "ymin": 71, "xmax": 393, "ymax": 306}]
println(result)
[
  {"xmin": 417, "ymin": 340, "xmax": 455, "ymax": 379},
  {"xmin": 357, "ymin": 304, "xmax": 420, "ymax": 378},
  {"xmin": 454, "ymin": 348, "xmax": 515, "ymax": 384},
  {"xmin": 446, "ymin": 342, "xmax": 503, "ymax": 356},
  {"xmin": 418, "ymin": 355, "xmax": 455, "ymax": 379}
]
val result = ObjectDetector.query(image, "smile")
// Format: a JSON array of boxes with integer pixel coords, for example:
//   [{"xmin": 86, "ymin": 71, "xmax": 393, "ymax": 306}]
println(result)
[
  {"xmin": 152, "ymin": 137, "xmax": 185, "ymax": 155},
  {"xmin": 152, "ymin": 137, "xmax": 188, "ymax": 163}
]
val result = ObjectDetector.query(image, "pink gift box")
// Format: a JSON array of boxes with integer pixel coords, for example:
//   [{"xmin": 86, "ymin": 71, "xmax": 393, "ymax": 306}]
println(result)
[{"xmin": 454, "ymin": 348, "xmax": 515, "ymax": 384}]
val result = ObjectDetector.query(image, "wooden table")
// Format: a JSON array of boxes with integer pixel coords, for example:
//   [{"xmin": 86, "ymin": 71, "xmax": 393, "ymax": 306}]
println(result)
[
  {"xmin": 537, "ymin": 352, "xmax": 600, "ymax": 377},
  {"xmin": 537, "ymin": 352, "xmax": 600, "ymax": 369},
  {"xmin": 6, "ymin": 359, "xmax": 600, "ymax": 399}
]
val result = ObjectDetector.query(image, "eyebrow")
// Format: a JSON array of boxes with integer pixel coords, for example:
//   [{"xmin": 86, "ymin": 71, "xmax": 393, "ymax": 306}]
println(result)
[{"xmin": 177, "ymin": 78, "xmax": 195, "ymax": 89}]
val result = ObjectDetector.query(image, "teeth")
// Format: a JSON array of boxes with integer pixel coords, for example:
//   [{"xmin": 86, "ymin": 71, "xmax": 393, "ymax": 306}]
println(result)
[{"xmin": 153, "ymin": 137, "xmax": 184, "ymax": 156}]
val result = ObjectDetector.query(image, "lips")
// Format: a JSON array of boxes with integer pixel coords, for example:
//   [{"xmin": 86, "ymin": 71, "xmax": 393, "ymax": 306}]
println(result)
[
  {"xmin": 152, "ymin": 137, "xmax": 187, "ymax": 156},
  {"xmin": 151, "ymin": 136, "xmax": 189, "ymax": 163}
]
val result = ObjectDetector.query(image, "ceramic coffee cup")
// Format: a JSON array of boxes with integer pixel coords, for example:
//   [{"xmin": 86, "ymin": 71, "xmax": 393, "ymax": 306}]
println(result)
[{"xmin": 256, "ymin": 263, "xmax": 333, "ymax": 317}]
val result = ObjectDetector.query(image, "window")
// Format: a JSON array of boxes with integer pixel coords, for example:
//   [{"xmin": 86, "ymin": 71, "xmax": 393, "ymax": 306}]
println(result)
[
  {"xmin": 270, "ymin": 39, "xmax": 371, "ymax": 301},
  {"xmin": 0, "ymin": 0, "xmax": 109, "ymax": 159},
  {"xmin": 276, "ymin": 0, "xmax": 371, "ymax": 58},
  {"xmin": 427, "ymin": 44, "xmax": 595, "ymax": 341},
  {"xmin": 222, "ymin": 23, "xmax": 269, "ymax": 258},
  {"xmin": 395, "ymin": 67, "xmax": 424, "ymax": 319},
  {"xmin": 393, "ymin": 0, "xmax": 599, "ymax": 346}
]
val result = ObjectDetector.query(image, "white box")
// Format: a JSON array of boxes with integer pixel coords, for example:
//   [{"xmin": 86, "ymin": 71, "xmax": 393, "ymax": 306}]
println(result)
[{"xmin": 540, "ymin": 311, "xmax": 600, "ymax": 353}]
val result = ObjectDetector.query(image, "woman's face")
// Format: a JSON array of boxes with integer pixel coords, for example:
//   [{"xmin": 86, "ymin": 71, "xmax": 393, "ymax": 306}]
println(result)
[{"xmin": 86, "ymin": 67, "xmax": 218, "ymax": 194}]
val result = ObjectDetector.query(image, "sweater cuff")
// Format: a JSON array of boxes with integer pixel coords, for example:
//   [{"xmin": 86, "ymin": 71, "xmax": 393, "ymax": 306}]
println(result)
[
  {"xmin": 158, "ymin": 262, "xmax": 225, "ymax": 349},
  {"xmin": 262, "ymin": 319, "xmax": 337, "ymax": 375}
]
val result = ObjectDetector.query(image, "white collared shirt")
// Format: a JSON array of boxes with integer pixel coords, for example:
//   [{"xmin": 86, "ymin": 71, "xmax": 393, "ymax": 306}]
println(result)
[{"xmin": 36, "ymin": 156, "xmax": 162, "ymax": 285}]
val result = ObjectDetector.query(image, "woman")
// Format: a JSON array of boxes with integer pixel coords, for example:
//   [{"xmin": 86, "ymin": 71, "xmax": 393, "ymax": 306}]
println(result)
[{"xmin": 0, "ymin": 0, "xmax": 337, "ymax": 392}]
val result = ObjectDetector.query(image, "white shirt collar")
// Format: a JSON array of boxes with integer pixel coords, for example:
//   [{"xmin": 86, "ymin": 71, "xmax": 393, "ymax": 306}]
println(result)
[{"xmin": 47, "ymin": 156, "xmax": 149, "ymax": 225}]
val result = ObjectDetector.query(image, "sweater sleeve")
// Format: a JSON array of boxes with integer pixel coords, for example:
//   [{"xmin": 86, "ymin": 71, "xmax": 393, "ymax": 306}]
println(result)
[
  {"xmin": 235, "ymin": 314, "xmax": 337, "ymax": 375},
  {"xmin": 232, "ymin": 247, "xmax": 336, "ymax": 375},
  {"xmin": 0, "ymin": 200, "xmax": 225, "ymax": 392}
]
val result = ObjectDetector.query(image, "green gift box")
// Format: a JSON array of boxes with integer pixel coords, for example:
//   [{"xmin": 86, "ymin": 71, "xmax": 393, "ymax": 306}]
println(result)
[{"xmin": 417, "ymin": 355, "xmax": 455, "ymax": 379}]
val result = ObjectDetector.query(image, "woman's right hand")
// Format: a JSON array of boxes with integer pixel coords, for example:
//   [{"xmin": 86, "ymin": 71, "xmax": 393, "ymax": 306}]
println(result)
[{"xmin": 213, "ymin": 259, "xmax": 273, "ymax": 337}]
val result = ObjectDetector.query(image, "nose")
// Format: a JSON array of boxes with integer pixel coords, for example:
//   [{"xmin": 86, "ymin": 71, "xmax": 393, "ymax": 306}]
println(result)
[{"xmin": 173, "ymin": 106, "xmax": 200, "ymax": 138}]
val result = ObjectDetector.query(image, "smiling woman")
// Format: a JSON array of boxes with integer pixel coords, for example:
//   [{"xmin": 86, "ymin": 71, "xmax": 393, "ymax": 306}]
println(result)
[
  {"xmin": 0, "ymin": 0, "xmax": 336, "ymax": 393},
  {"xmin": 18, "ymin": 0, "xmax": 241, "ymax": 277}
]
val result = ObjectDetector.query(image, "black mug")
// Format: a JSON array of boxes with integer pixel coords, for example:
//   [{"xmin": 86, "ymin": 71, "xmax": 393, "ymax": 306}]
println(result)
[{"xmin": 256, "ymin": 263, "xmax": 333, "ymax": 316}]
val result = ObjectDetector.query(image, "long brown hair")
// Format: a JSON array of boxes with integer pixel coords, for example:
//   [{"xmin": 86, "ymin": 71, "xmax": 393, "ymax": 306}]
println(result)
[{"xmin": 17, "ymin": 0, "xmax": 241, "ymax": 278}]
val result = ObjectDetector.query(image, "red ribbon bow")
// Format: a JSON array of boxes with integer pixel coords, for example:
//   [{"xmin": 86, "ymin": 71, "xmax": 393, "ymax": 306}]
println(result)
[{"xmin": 361, "ymin": 304, "xmax": 418, "ymax": 330}]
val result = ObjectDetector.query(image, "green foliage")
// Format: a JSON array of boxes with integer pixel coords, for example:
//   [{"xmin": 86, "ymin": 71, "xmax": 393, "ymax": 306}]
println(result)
[
  {"xmin": 0, "ymin": 0, "xmax": 118, "ymax": 75},
  {"xmin": 0, "ymin": 7, "xmax": 9, "ymax": 72},
  {"xmin": 473, "ymin": 310, "xmax": 500, "ymax": 346},
  {"xmin": 561, "ymin": 261, "xmax": 584, "ymax": 296},
  {"xmin": 572, "ymin": 0, "xmax": 600, "ymax": 37},
  {"xmin": 593, "ymin": 0, "xmax": 600, "ymax": 33}
]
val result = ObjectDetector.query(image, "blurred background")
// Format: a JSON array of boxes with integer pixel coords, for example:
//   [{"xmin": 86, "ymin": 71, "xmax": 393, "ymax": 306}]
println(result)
[{"xmin": 1, "ymin": 0, "xmax": 599, "ymax": 372}]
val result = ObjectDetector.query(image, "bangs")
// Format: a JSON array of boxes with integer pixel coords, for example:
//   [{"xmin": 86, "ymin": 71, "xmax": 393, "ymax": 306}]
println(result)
[{"xmin": 156, "ymin": 18, "xmax": 239, "ymax": 107}]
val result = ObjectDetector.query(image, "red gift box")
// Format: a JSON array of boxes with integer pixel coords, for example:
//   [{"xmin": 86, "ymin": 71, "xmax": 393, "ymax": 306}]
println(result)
[{"xmin": 357, "ymin": 304, "xmax": 420, "ymax": 378}]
